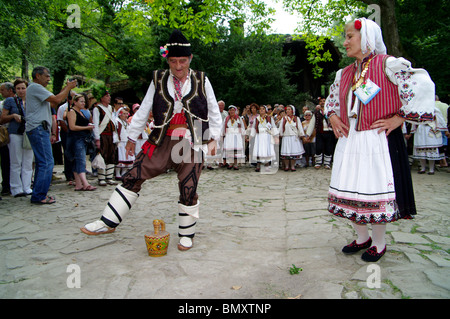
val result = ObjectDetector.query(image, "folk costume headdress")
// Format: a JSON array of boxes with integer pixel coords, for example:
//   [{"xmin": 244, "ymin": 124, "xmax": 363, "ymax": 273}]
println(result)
[
  {"xmin": 224, "ymin": 105, "xmax": 241, "ymax": 133},
  {"xmin": 286, "ymin": 105, "xmax": 296, "ymax": 115},
  {"xmin": 283, "ymin": 105, "xmax": 297, "ymax": 132},
  {"xmin": 355, "ymin": 18, "xmax": 387, "ymax": 55},
  {"xmin": 160, "ymin": 29, "xmax": 192, "ymax": 58},
  {"xmin": 91, "ymin": 84, "xmax": 109, "ymax": 101}
]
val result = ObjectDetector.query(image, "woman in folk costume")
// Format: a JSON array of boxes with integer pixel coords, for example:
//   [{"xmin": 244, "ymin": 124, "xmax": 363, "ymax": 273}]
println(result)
[
  {"xmin": 411, "ymin": 105, "xmax": 447, "ymax": 175},
  {"xmin": 114, "ymin": 106, "xmax": 135, "ymax": 179},
  {"xmin": 325, "ymin": 18, "xmax": 435, "ymax": 262},
  {"xmin": 302, "ymin": 110, "xmax": 316, "ymax": 167},
  {"xmin": 279, "ymin": 105, "xmax": 305, "ymax": 171},
  {"xmin": 246, "ymin": 103, "xmax": 259, "ymax": 165},
  {"xmin": 222, "ymin": 105, "xmax": 246, "ymax": 170},
  {"xmin": 92, "ymin": 85, "xmax": 118, "ymax": 186},
  {"xmin": 250, "ymin": 105, "xmax": 279, "ymax": 172},
  {"xmin": 81, "ymin": 30, "xmax": 222, "ymax": 251}
]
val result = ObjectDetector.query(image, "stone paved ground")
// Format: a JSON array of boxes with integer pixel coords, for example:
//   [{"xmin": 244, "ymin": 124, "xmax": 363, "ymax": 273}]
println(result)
[{"xmin": 0, "ymin": 163, "xmax": 449, "ymax": 299}]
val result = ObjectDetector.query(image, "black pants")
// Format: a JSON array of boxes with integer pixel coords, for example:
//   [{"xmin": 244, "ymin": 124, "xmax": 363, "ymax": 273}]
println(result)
[
  {"xmin": 0, "ymin": 145, "xmax": 10, "ymax": 193},
  {"xmin": 315, "ymin": 131, "xmax": 336, "ymax": 165},
  {"xmin": 387, "ymin": 126, "xmax": 416, "ymax": 219}
]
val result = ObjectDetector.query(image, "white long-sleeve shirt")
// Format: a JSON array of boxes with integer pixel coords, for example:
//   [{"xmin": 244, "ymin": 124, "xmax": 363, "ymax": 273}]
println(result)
[{"xmin": 128, "ymin": 69, "xmax": 222, "ymax": 154}]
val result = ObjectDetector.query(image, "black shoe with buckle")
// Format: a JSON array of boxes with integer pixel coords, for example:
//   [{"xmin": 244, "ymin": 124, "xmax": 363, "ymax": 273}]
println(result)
[
  {"xmin": 342, "ymin": 237, "xmax": 372, "ymax": 254},
  {"xmin": 361, "ymin": 246, "xmax": 386, "ymax": 262}
]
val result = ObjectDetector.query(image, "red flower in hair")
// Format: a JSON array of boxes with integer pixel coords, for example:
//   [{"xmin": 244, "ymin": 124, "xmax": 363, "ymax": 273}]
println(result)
[{"xmin": 354, "ymin": 19, "xmax": 362, "ymax": 30}]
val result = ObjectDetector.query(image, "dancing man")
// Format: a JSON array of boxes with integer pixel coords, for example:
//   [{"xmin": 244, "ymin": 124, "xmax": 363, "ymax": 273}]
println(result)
[{"xmin": 81, "ymin": 29, "xmax": 223, "ymax": 251}]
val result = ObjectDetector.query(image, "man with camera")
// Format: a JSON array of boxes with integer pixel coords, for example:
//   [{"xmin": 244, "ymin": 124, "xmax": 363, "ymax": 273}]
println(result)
[{"xmin": 25, "ymin": 66, "xmax": 77, "ymax": 204}]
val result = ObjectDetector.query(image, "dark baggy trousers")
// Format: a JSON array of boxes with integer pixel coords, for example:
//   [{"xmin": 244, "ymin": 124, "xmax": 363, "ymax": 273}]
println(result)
[{"xmin": 121, "ymin": 136, "xmax": 203, "ymax": 206}]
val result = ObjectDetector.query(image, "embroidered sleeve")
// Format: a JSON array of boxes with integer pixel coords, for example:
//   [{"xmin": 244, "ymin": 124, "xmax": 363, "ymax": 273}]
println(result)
[
  {"xmin": 205, "ymin": 77, "xmax": 223, "ymax": 140},
  {"xmin": 325, "ymin": 69, "xmax": 342, "ymax": 119},
  {"xmin": 385, "ymin": 57, "xmax": 435, "ymax": 123}
]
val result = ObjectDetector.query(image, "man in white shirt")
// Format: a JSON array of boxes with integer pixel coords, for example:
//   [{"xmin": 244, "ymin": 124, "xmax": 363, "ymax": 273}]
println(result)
[
  {"xmin": 92, "ymin": 85, "xmax": 118, "ymax": 186},
  {"xmin": 81, "ymin": 30, "xmax": 222, "ymax": 251}
]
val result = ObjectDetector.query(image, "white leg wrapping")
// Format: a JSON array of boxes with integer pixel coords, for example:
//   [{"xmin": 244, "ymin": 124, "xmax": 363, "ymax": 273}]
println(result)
[
  {"xmin": 178, "ymin": 201, "xmax": 199, "ymax": 248},
  {"xmin": 105, "ymin": 164, "xmax": 117, "ymax": 184},
  {"xmin": 98, "ymin": 168, "xmax": 106, "ymax": 182},
  {"xmin": 324, "ymin": 154, "xmax": 332, "ymax": 167},
  {"xmin": 315, "ymin": 153, "xmax": 323, "ymax": 166},
  {"xmin": 83, "ymin": 185, "xmax": 138, "ymax": 233}
]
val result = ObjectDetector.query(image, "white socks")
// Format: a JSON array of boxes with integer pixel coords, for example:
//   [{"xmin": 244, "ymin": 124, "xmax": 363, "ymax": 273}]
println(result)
[
  {"xmin": 371, "ymin": 224, "xmax": 387, "ymax": 252},
  {"xmin": 354, "ymin": 224, "xmax": 370, "ymax": 244},
  {"xmin": 353, "ymin": 223, "xmax": 386, "ymax": 252}
]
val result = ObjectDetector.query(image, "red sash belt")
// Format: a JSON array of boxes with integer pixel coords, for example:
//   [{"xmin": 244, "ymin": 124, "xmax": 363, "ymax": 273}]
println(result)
[{"xmin": 142, "ymin": 112, "xmax": 187, "ymax": 160}]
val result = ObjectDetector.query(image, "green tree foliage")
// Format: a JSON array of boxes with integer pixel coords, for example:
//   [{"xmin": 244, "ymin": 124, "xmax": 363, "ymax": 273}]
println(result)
[
  {"xmin": 396, "ymin": 0, "xmax": 450, "ymax": 99},
  {"xmin": 192, "ymin": 29, "xmax": 297, "ymax": 106},
  {"xmin": 1, "ymin": 0, "xmax": 445, "ymax": 103},
  {"xmin": 0, "ymin": 0, "xmax": 48, "ymax": 81}
]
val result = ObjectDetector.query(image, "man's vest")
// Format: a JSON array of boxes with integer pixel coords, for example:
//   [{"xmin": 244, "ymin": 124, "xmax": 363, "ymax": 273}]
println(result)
[{"xmin": 148, "ymin": 69, "xmax": 209, "ymax": 146}]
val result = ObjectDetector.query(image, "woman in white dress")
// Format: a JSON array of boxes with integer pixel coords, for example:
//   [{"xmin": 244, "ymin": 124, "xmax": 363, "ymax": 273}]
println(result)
[
  {"xmin": 279, "ymin": 105, "xmax": 305, "ymax": 171},
  {"xmin": 222, "ymin": 105, "xmax": 246, "ymax": 170},
  {"xmin": 246, "ymin": 103, "xmax": 259, "ymax": 166},
  {"xmin": 411, "ymin": 105, "xmax": 447, "ymax": 174},
  {"xmin": 250, "ymin": 105, "xmax": 279, "ymax": 172},
  {"xmin": 325, "ymin": 18, "xmax": 435, "ymax": 262},
  {"xmin": 115, "ymin": 107, "xmax": 135, "ymax": 179}
]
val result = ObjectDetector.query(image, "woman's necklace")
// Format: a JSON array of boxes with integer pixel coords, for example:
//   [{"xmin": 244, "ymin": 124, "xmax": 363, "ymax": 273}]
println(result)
[
  {"xmin": 286, "ymin": 115, "xmax": 294, "ymax": 124},
  {"xmin": 352, "ymin": 56, "xmax": 374, "ymax": 91}
]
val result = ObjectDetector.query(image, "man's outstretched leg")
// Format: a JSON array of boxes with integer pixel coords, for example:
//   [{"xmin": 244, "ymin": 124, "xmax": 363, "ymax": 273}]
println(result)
[{"xmin": 81, "ymin": 185, "xmax": 139, "ymax": 235}]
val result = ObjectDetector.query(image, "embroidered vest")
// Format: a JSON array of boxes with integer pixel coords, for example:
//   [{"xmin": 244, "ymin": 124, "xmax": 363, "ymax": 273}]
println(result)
[
  {"xmin": 339, "ymin": 54, "xmax": 403, "ymax": 131},
  {"xmin": 148, "ymin": 70, "xmax": 209, "ymax": 146},
  {"xmin": 313, "ymin": 109, "xmax": 330, "ymax": 134}
]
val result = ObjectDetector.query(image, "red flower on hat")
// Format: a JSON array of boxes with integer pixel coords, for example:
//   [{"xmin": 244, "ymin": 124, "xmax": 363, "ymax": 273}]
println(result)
[{"xmin": 354, "ymin": 19, "xmax": 362, "ymax": 30}]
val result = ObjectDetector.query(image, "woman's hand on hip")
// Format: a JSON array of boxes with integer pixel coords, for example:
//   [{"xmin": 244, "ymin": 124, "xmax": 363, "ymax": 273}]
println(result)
[
  {"xmin": 329, "ymin": 114, "xmax": 349, "ymax": 138},
  {"xmin": 370, "ymin": 115, "xmax": 405, "ymax": 136}
]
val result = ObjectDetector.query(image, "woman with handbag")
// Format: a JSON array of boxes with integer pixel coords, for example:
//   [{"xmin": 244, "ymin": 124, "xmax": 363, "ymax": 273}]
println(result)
[
  {"xmin": 0, "ymin": 79, "xmax": 34, "ymax": 197},
  {"xmin": 66, "ymin": 94, "xmax": 97, "ymax": 191}
]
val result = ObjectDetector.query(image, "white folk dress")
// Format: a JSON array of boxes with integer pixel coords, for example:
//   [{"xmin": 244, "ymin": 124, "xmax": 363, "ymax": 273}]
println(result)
[
  {"xmin": 222, "ymin": 116, "xmax": 246, "ymax": 161},
  {"xmin": 115, "ymin": 118, "xmax": 135, "ymax": 168},
  {"xmin": 279, "ymin": 116, "xmax": 305, "ymax": 159},
  {"xmin": 325, "ymin": 56, "xmax": 435, "ymax": 224},
  {"xmin": 250, "ymin": 115, "xmax": 279, "ymax": 163},
  {"xmin": 411, "ymin": 106, "xmax": 447, "ymax": 161}
]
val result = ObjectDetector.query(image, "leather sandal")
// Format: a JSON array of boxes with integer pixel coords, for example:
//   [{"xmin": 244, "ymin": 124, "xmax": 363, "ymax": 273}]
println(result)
[
  {"xmin": 31, "ymin": 196, "xmax": 56, "ymax": 205},
  {"xmin": 177, "ymin": 238, "xmax": 194, "ymax": 251}
]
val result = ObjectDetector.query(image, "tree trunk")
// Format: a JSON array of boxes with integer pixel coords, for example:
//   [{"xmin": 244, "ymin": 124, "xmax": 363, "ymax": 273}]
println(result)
[
  {"xmin": 378, "ymin": 0, "xmax": 405, "ymax": 57},
  {"xmin": 21, "ymin": 51, "xmax": 29, "ymax": 82},
  {"xmin": 52, "ymin": 68, "xmax": 67, "ymax": 97}
]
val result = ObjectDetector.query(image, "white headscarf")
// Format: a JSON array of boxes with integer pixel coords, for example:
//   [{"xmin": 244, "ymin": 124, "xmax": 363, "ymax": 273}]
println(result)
[
  {"xmin": 286, "ymin": 105, "xmax": 296, "ymax": 115},
  {"xmin": 358, "ymin": 18, "xmax": 387, "ymax": 55}
]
